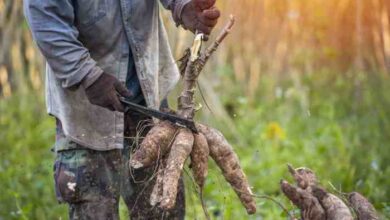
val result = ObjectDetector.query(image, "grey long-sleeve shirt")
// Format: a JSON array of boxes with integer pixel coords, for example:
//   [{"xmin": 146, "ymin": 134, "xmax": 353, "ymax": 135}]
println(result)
[{"xmin": 24, "ymin": 0, "xmax": 183, "ymax": 150}]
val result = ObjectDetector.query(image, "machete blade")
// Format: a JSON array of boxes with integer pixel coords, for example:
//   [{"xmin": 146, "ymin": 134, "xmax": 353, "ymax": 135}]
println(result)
[{"xmin": 119, "ymin": 97, "xmax": 198, "ymax": 133}]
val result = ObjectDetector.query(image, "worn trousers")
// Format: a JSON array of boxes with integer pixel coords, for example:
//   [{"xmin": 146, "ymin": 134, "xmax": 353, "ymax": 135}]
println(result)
[{"xmin": 53, "ymin": 112, "xmax": 185, "ymax": 219}]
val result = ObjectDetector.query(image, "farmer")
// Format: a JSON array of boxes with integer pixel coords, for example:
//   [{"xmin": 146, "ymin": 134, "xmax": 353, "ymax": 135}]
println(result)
[{"xmin": 24, "ymin": 0, "xmax": 219, "ymax": 219}]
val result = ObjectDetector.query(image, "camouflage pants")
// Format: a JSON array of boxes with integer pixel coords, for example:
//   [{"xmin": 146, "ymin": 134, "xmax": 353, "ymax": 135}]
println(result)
[{"xmin": 54, "ymin": 112, "xmax": 185, "ymax": 220}]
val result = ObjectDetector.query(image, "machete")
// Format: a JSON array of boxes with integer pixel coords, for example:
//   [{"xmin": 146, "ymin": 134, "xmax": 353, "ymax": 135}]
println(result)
[{"xmin": 119, "ymin": 97, "xmax": 198, "ymax": 133}]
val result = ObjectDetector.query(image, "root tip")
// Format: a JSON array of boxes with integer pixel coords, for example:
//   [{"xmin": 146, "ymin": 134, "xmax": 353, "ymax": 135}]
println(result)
[
  {"xmin": 159, "ymin": 199, "xmax": 175, "ymax": 211},
  {"xmin": 246, "ymin": 206, "xmax": 257, "ymax": 215},
  {"xmin": 130, "ymin": 160, "xmax": 144, "ymax": 169}
]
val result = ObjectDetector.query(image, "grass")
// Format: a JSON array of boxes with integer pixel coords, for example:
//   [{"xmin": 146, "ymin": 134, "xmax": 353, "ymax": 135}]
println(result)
[{"xmin": 0, "ymin": 68, "xmax": 389, "ymax": 219}]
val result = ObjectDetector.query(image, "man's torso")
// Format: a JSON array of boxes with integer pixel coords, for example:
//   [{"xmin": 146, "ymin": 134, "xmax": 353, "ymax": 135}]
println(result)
[{"xmin": 46, "ymin": 0, "xmax": 180, "ymax": 150}]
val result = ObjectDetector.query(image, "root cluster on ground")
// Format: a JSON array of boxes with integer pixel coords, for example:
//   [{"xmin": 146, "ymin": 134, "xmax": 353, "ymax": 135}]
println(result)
[{"xmin": 281, "ymin": 165, "xmax": 379, "ymax": 220}]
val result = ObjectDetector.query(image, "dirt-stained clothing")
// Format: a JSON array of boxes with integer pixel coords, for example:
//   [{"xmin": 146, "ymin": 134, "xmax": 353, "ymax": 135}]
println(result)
[
  {"xmin": 54, "ymin": 112, "xmax": 185, "ymax": 219},
  {"xmin": 24, "ymin": 0, "xmax": 181, "ymax": 151}
]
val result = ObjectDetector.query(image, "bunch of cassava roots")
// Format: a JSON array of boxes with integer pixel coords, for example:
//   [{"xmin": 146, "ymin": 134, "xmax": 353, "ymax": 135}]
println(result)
[
  {"xmin": 281, "ymin": 164, "xmax": 379, "ymax": 220},
  {"xmin": 129, "ymin": 16, "xmax": 257, "ymax": 215}
]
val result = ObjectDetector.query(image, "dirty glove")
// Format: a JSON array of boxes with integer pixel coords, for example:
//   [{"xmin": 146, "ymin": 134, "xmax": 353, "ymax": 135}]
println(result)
[
  {"xmin": 83, "ymin": 73, "xmax": 132, "ymax": 112},
  {"xmin": 174, "ymin": 0, "xmax": 220, "ymax": 35}
]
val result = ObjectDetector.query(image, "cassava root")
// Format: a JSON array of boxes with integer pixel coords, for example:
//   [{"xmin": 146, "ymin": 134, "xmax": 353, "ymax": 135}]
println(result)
[
  {"xmin": 150, "ymin": 158, "xmax": 166, "ymax": 206},
  {"xmin": 129, "ymin": 15, "xmax": 257, "ymax": 215},
  {"xmin": 349, "ymin": 192, "xmax": 379, "ymax": 220},
  {"xmin": 161, "ymin": 129, "xmax": 194, "ymax": 210},
  {"xmin": 190, "ymin": 133, "xmax": 209, "ymax": 189},
  {"xmin": 197, "ymin": 124, "xmax": 257, "ymax": 214},
  {"xmin": 281, "ymin": 165, "xmax": 379, "ymax": 220},
  {"xmin": 130, "ymin": 120, "xmax": 177, "ymax": 168},
  {"xmin": 133, "ymin": 122, "xmax": 257, "ymax": 214}
]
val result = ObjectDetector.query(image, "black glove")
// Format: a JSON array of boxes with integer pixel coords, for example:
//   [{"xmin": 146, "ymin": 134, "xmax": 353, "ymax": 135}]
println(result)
[
  {"xmin": 83, "ymin": 73, "xmax": 132, "ymax": 112},
  {"xmin": 180, "ymin": 0, "xmax": 220, "ymax": 35}
]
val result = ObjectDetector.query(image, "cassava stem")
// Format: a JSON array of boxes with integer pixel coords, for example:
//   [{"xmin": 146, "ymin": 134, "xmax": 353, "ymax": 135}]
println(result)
[
  {"xmin": 131, "ymin": 17, "xmax": 237, "ymax": 169},
  {"xmin": 178, "ymin": 15, "xmax": 236, "ymax": 119},
  {"xmin": 203, "ymin": 15, "xmax": 235, "ymax": 62},
  {"xmin": 131, "ymin": 16, "xmax": 257, "ymax": 216}
]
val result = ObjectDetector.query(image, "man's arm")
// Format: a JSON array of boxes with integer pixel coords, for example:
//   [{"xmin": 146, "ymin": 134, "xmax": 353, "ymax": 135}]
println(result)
[
  {"xmin": 160, "ymin": 0, "xmax": 191, "ymax": 26},
  {"xmin": 24, "ymin": 0, "xmax": 103, "ymax": 88},
  {"xmin": 160, "ymin": 0, "xmax": 220, "ymax": 35},
  {"xmin": 24, "ymin": 0, "xmax": 132, "ymax": 112}
]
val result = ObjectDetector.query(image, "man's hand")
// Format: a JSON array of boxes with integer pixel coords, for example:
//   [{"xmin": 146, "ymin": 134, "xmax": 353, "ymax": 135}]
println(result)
[
  {"xmin": 83, "ymin": 73, "xmax": 132, "ymax": 112},
  {"xmin": 180, "ymin": 0, "xmax": 220, "ymax": 35}
]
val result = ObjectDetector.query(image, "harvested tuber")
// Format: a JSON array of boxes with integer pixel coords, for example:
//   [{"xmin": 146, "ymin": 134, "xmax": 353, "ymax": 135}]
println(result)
[
  {"xmin": 160, "ymin": 129, "xmax": 194, "ymax": 210},
  {"xmin": 150, "ymin": 158, "xmax": 166, "ymax": 206},
  {"xmin": 197, "ymin": 124, "xmax": 257, "ymax": 214},
  {"xmin": 190, "ymin": 133, "xmax": 209, "ymax": 189},
  {"xmin": 130, "ymin": 16, "xmax": 257, "ymax": 216},
  {"xmin": 312, "ymin": 186, "xmax": 353, "ymax": 220},
  {"xmin": 280, "ymin": 180, "xmax": 326, "ymax": 220},
  {"xmin": 281, "ymin": 165, "xmax": 377, "ymax": 220},
  {"xmin": 348, "ymin": 192, "xmax": 379, "ymax": 220},
  {"xmin": 130, "ymin": 120, "xmax": 177, "ymax": 169}
]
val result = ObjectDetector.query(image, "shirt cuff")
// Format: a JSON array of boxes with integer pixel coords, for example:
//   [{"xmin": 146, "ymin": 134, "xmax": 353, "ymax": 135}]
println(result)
[
  {"xmin": 172, "ymin": 0, "xmax": 191, "ymax": 26},
  {"xmin": 81, "ymin": 67, "xmax": 104, "ymax": 89}
]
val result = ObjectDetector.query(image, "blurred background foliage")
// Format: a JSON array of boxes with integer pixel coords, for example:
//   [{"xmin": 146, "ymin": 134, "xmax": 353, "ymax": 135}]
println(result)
[{"xmin": 0, "ymin": 0, "xmax": 390, "ymax": 219}]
